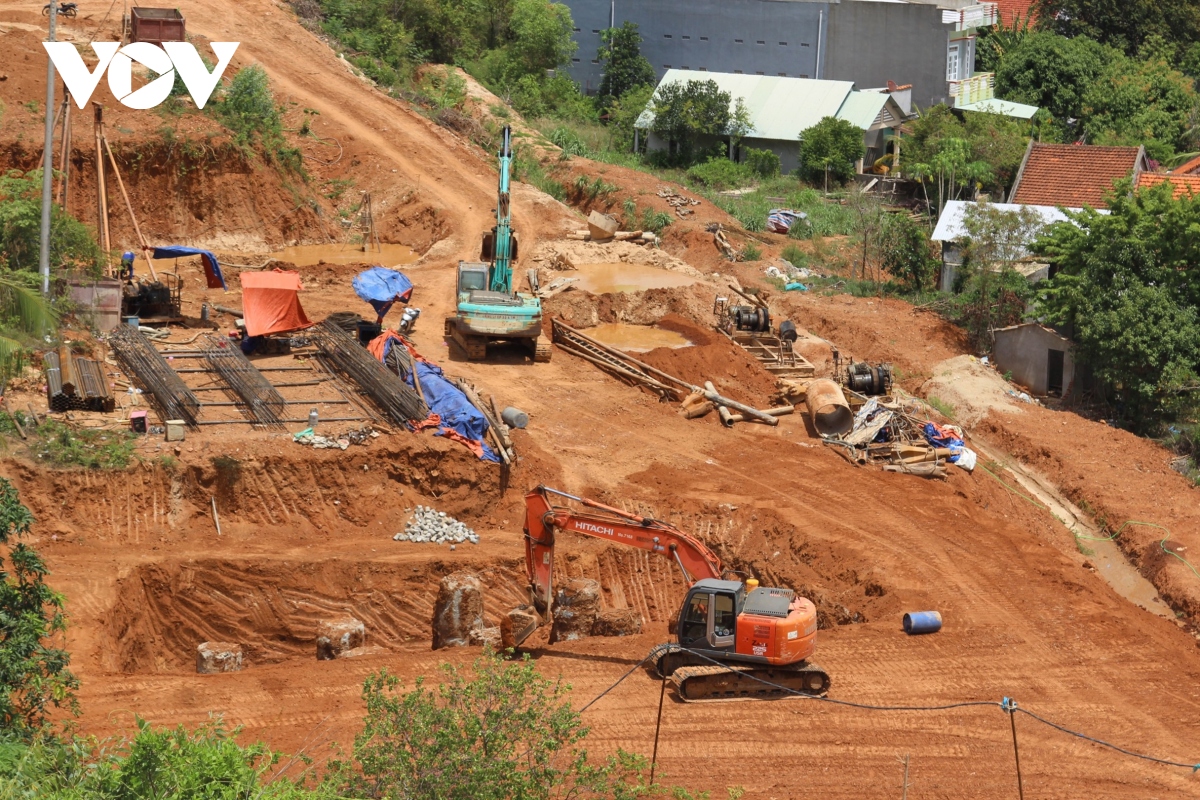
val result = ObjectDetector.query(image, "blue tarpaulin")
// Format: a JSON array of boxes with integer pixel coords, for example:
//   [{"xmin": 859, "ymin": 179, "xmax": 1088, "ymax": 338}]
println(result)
[
  {"xmin": 151, "ymin": 246, "xmax": 226, "ymax": 290},
  {"xmin": 374, "ymin": 334, "xmax": 499, "ymax": 462},
  {"xmin": 353, "ymin": 267, "xmax": 414, "ymax": 318}
]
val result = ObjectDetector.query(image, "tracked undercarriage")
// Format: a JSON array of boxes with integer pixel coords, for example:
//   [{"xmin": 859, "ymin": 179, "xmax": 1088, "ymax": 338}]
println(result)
[{"xmin": 650, "ymin": 643, "xmax": 831, "ymax": 702}]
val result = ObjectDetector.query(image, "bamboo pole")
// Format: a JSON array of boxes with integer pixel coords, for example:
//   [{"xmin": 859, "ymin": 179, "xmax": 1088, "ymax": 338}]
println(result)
[{"xmin": 100, "ymin": 125, "xmax": 156, "ymax": 281}]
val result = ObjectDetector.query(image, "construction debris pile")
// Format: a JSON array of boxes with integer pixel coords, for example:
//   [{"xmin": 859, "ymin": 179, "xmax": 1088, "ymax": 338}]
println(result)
[
  {"xmin": 43, "ymin": 347, "xmax": 114, "ymax": 412},
  {"xmin": 293, "ymin": 426, "xmax": 376, "ymax": 449},
  {"xmin": 393, "ymin": 505, "xmax": 480, "ymax": 545},
  {"xmin": 820, "ymin": 393, "xmax": 978, "ymax": 479},
  {"xmin": 658, "ymin": 186, "xmax": 701, "ymax": 218},
  {"xmin": 566, "ymin": 211, "xmax": 657, "ymax": 245}
]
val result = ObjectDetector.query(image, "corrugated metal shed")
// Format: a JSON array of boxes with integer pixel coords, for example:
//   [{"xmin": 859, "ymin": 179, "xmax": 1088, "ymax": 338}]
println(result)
[
  {"xmin": 636, "ymin": 69, "xmax": 858, "ymax": 139},
  {"xmin": 931, "ymin": 200, "xmax": 1102, "ymax": 244}
]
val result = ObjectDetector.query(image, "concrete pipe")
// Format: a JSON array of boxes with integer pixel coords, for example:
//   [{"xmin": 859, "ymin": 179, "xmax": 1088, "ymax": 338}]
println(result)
[{"xmin": 805, "ymin": 379, "xmax": 853, "ymax": 437}]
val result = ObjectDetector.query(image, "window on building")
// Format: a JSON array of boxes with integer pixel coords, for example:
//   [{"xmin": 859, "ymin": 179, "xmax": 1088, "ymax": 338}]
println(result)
[
  {"xmin": 592, "ymin": 29, "xmax": 599, "ymax": 33},
  {"xmin": 572, "ymin": 58, "xmax": 580, "ymax": 63},
  {"xmin": 755, "ymin": 71, "xmax": 764, "ymax": 74},
  {"xmin": 664, "ymin": 64, "xmax": 672, "ymax": 68},
  {"xmin": 778, "ymin": 72, "xmax": 787, "ymax": 76},
  {"xmin": 700, "ymin": 36, "xmax": 709, "ymax": 41},
  {"xmin": 572, "ymin": 27, "xmax": 580, "ymax": 32},
  {"xmin": 756, "ymin": 40, "xmax": 765, "ymax": 45},
  {"xmin": 779, "ymin": 41, "xmax": 787, "ymax": 46},
  {"xmin": 799, "ymin": 73, "xmax": 809, "ymax": 78},
  {"xmin": 735, "ymin": 38, "xmax": 743, "ymax": 43},
  {"xmin": 591, "ymin": 59, "xmax": 599, "ymax": 64},
  {"xmin": 664, "ymin": 34, "xmax": 672, "ymax": 38},
  {"xmin": 682, "ymin": 35, "xmax": 690, "ymax": 40},
  {"xmin": 946, "ymin": 43, "xmax": 961, "ymax": 81},
  {"xmin": 681, "ymin": 65, "xmax": 690, "ymax": 69},
  {"xmin": 801, "ymin": 42, "xmax": 810, "ymax": 47},
  {"xmin": 734, "ymin": 69, "xmax": 743, "ymax": 74},
  {"xmin": 698, "ymin": 67, "xmax": 707, "ymax": 71}
]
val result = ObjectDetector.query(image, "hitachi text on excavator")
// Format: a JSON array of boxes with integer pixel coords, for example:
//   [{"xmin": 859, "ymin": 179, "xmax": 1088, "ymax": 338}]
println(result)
[{"xmin": 510, "ymin": 486, "xmax": 830, "ymax": 702}]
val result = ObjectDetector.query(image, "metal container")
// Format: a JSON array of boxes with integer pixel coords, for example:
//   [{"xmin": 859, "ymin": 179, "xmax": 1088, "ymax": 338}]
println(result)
[
  {"xmin": 130, "ymin": 7, "xmax": 186, "ymax": 44},
  {"xmin": 123, "ymin": 315, "xmax": 139, "ymax": 329},
  {"xmin": 902, "ymin": 611, "xmax": 942, "ymax": 635},
  {"xmin": 308, "ymin": 408, "xmax": 319, "ymax": 429},
  {"xmin": 200, "ymin": 303, "xmax": 210, "ymax": 321},
  {"xmin": 501, "ymin": 406, "xmax": 529, "ymax": 429},
  {"xmin": 805, "ymin": 378, "xmax": 852, "ymax": 436}
]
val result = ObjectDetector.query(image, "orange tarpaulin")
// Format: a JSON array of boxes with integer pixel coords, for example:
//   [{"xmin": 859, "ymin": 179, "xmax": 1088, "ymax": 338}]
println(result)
[{"xmin": 240, "ymin": 270, "xmax": 314, "ymax": 337}]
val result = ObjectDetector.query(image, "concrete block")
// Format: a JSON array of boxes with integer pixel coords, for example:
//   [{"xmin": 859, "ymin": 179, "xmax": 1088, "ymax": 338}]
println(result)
[
  {"xmin": 317, "ymin": 617, "xmax": 365, "ymax": 660},
  {"xmin": 592, "ymin": 608, "xmax": 643, "ymax": 637},
  {"xmin": 165, "ymin": 419, "xmax": 186, "ymax": 442},
  {"xmin": 550, "ymin": 578, "xmax": 601, "ymax": 643},
  {"xmin": 500, "ymin": 606, "xmax": 540, "ymax": 650},
  {"xmin": 432, "ymin": 571, "xmax": 484, "ymax": 649},
  {"xmin": 196, "ymin": 641, "xmax": 243, "ymax": 673},
  {"xmin": 587, "ymin": 211, "xmax": 619, "ymax": 241}
]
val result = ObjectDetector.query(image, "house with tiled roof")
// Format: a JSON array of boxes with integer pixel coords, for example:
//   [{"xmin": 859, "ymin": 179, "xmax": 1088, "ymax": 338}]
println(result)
[
  {"xmin": 1009, "ymin": 143, "xmax": 1150, "ymax": 208},
  {"xmin": 1137, "ymin": 172, "xmax": 1200, "ymax": 199},
  {"xmin": 992, "ymin": 0, "xmax": 1036, "ymax": 26},
  {"xmin": 1171, "ymin": 154, "xmax": 1200, "ymax": 175}
]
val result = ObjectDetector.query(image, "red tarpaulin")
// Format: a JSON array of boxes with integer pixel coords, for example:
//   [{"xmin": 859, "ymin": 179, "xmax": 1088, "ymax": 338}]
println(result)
[{"xmin": 240, "ymin": 270, "xmax": 313, "ymax": 337}]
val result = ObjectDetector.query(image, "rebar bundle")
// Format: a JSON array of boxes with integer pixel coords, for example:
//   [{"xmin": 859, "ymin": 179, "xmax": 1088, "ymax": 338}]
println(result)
[
  {"xmin": 108, "ymin": 326, "xmax": 201, "ymax": 424},
  {"xmin": 43, "ymin": 350, "xmax": 115, "ymax": 412},
  {"xmin": 310, "ymin": 320, "xmax": 428, "ymax": 424},
  {"xmin": 201, "ymin": 335, "xmax": 286, "ymax": 427}
]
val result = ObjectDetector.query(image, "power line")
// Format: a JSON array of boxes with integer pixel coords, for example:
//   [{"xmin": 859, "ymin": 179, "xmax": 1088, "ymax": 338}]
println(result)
[{"xmin": 579, "ymin": 645, "xmax": 1200, "ymax": 774}]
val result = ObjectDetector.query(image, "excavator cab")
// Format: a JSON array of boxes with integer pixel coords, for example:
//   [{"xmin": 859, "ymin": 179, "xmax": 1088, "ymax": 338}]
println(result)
[{"xmin": 677, "ymin": 579, "xmax": 744, "ymax": 652}]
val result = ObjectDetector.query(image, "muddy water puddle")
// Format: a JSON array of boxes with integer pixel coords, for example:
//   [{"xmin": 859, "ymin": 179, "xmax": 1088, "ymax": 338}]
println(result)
[
  {"xmin": 266, "ymin": 243, "xmax": 416, "ymax": 266},
  {"xmin": 575, "ymin": 262, "xmax": 698, "ymax": 294},
  {"xmin": 587, "ymin": 323, "xmax": 692, "ymax": 353}
]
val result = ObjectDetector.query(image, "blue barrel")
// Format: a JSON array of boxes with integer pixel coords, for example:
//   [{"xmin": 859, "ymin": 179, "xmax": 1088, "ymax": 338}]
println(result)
[
  {"xmin": 903, "ymin": 611, "xmax": 942, "ymax": 635},
  {"xmin": 123, "ymin": 315, "xmax": 139, "ymax": 329}
]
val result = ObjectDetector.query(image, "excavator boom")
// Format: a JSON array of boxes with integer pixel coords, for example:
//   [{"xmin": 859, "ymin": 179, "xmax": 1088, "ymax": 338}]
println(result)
[{"xmin": 523, "ymin": 485, "xmax": 724, "ymax": 615}]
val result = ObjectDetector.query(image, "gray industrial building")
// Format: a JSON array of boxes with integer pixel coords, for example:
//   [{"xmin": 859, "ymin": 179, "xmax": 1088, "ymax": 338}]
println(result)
[{"xmin": 561, "ymin": 0, "xmax": 984, "ymax": 110}]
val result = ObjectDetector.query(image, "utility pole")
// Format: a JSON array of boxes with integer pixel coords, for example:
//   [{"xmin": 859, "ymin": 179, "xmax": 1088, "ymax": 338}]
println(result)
[{"xmin": 39, "ymin": 0, "xmax": 58, "ymax": 296}]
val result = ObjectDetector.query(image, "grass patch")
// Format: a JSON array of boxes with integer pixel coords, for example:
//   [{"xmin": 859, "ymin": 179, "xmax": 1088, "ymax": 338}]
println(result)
[
  {"xmin": 927, "ymin": 396, "xmax": 956, "ymax": 420},
  {"xmin": 1075, "ymin": 537, "xmax": 1096, "ymax": 556},
  {"xmin": 741, "ymin": 241, "xmax": 762, "ymax": 261},
  {"xmin": 30, "ymin": 419, "xmax": 137, "ymax": 469}
]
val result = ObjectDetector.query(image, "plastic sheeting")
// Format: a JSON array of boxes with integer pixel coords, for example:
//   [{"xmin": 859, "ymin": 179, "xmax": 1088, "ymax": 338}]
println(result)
[
  {"xmin": 367, "ymin": 331, "xmax": 499, "ymax": 462},
  {"xmin": 240, "ymin": 270, "xmax": 314, "ymax": 337},
  {"xmin": 152, "ymin": 246, "xmax": 226, "ymax": 290},
  {"xmin": 767, "ymin": 209, "xmax": 806, "ymax": 233},
  {"xmin": 352, "ymin": 267, "xmax": 414, "ymax": 318},
  {"xmin": 922, "ymin": 421, "xmax": 977, "ymax": 472}
]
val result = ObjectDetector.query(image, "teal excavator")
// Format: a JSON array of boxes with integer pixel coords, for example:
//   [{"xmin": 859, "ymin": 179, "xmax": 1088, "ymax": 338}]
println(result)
[{"xmin": 444, "ymin": 126, "xmax": 551, "ymax": 362}]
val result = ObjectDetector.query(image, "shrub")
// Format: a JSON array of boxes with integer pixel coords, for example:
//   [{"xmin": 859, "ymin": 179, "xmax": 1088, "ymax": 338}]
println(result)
[
  {"xmin": 687, "ymin": 157, "xmax": 755, "ymax": 190},
  {"xmin": 798, "ymin": 116, "xmax": 865, "ymax": 186},
  {"xmin": 741, "ymin": 241, "xmax": 763, "ymax": 261},
  {"xmin": 212, "ymin": 65, "xmax": 302, "ymax": 170},
  {"xmin": 743, "ymin": 147, "xmax": 780, "ymax": 179},
  {"xmin": 549, "ymin": 126, "xmax": 591, "ymax": 156},
  {"xmin": 781, "ymin": 243, "xmax": 808, "ymax": 267},
  {"xmin": 31, "ymin": 420, "xmax": 137, "ymax": 469}
]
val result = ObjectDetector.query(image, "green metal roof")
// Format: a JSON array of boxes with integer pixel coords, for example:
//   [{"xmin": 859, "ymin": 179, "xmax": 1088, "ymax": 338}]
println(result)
[
  {"xmin": 636, "ymin": 70, "xmax": 863, "ymax": 140},
  {"xmin": 835, "ymin": 91, "xmax": 890, "ymax": 130},
  {"xmin": 955, "ymin": 98, "xmax": 1040, "ymax": 119}
]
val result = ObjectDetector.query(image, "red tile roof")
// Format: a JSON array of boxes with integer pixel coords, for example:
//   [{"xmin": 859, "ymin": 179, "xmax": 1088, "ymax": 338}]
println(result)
[
  {"xmin": 1171, "ymin": 154, "xmax": 1200, "ymax": 175},
  {"xmin": 994, "ymin": 0, "xmax": 1037, "ymax": 26},
  {"xmin": 1010, "ymin": 144, "xmax": 1145, "ymax": 208},
  {"xmin": 1137, "ymin": 172, "xmax": 1200, "ymax": 199}
]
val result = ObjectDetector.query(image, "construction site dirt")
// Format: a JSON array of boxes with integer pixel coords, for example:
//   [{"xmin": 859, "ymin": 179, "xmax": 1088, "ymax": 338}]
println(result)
[{"xmin": 2, "ymin": 0, "xmax": 1200, "ymax": 796}]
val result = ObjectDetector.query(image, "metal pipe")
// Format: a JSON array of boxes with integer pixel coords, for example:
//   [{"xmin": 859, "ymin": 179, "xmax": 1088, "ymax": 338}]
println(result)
[
  {"xmin": 700, "ymin": 386, "xmax": 778, "ymax": 426},
  {"xmin": 195, "ymin": 416, "xmax": 368, "ymax": 425},
  {"xmin": 805, "ymin": 378, "xmax": 852, "ymax": 436},
  {"xmin": 38, "ymin": 0, "xmax": 56, "ymax": 296},
  {"xmin": 724, "ymin": 405, "xmax": 794, "ymax": 423}
]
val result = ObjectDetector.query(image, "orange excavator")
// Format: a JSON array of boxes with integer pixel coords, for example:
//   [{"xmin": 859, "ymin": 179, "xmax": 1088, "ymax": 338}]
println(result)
[{"xmin": 513, "ymin": 485, "xmax": 830, "ymax": 701}]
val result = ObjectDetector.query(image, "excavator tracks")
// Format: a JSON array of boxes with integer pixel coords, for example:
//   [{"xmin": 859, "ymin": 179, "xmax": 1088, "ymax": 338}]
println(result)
[
  {"xmin": 649, "ymin": 643, "xmax": 830, "ymax": 702},
  {"xmin": 528, "ymin": 334, "xmax": 553, "ymax": 362}
]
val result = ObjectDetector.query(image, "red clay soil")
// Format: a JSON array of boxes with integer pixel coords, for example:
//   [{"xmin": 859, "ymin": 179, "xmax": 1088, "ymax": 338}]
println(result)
[{"xmin": 1, "ymin": 0, "xmax": 1200, "ymax": 795}]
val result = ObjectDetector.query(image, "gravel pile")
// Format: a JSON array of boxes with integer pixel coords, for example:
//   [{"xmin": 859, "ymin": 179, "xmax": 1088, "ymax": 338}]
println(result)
[{"xmin": 393, "ymin": 505, "xmax": 479, "ymax": 545}]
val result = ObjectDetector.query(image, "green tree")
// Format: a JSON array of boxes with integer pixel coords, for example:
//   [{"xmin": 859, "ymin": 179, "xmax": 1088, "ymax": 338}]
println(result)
[
  {"xmin": 994, "ymin": 31, "xmax": 1110, "ymax": 135},
  {"xmin": 212, "ymin": 65, "xmax": 302, "ymax": 169},
  {"xmin": 608, "ymin": 84, "xmax": 654, "ymax": 152},
  {"xmin": 504, "ymin": 0, "xmax": 576, "ymax": 80},
  {"xmin": 648, "ymin": 79, "xmax": 733, "ymax": 163},
  {"xmin": 976, "ymin": 15, "xmax": 1032, "ymax": 73},
  {"xmin": 881, "ymin": 213, "xmax": 938, "ymax": 293},
  {"xmin": 1033, "ymin": 180, "xmax": 1200, "ymax": 427},
  {"xmin": 797, "ymin": 116, "xmax": 864, "ymax": 188},
  {"xmin": 0, "ymin": 478, "xmax": 77, "ymax": 739},
  {"xmin": 597, "ymin": 22, "xmax": 654, "ymax": 109},
  {"xmin": 1080, "ymin": 51, "xmax": 1200, "ymax": 162},
  {"xmin": 909, "ymin": 138, "xmax": 993, "ymax": 219},
  {"xmin": 0, "ymin": 170, "xmax": 102, "ymax": 274},
  {"xmin": 342, "ymin": 651, "xmax": 653, "ymax": 800},
  {"xmin": 1032, "ymin": 0, "xmax": 1200, "ymax": 58}
]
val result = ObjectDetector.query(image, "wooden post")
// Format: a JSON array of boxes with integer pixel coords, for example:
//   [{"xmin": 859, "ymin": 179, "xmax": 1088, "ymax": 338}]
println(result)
[{"xmin": 93, "ymin": 104, "xmax": 111, "ymax": 275}]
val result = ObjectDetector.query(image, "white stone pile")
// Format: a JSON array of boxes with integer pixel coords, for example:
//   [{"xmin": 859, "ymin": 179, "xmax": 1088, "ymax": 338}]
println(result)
[{"xmin": 393, "ymin": 505, "xmax": 479, "ymax": 545}]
